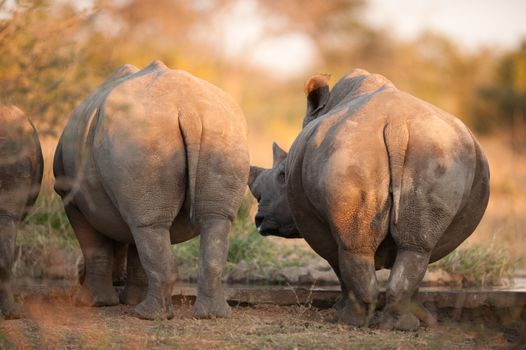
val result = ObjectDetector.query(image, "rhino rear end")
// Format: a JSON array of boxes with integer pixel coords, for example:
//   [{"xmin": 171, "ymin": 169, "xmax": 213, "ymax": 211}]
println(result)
[
  {"xmin": 429, "ymin": 132, "xmax": 490, "ymax": 262},
  {"xmin": 0, "ymin": 105, "xmax": 43, "ymax": 318}
]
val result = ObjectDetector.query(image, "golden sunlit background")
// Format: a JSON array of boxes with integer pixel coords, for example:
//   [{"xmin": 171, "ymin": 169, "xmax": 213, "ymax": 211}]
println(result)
[{"xmin": 1, "ymin": 0, "xmax": 525, "ymax": 264}]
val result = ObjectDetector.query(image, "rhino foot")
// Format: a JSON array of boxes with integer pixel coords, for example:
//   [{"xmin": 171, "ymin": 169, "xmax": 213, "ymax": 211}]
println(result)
[
  {"xmin": 119, "ymin": 284, "xmax": 147, "ymax": 305},
  {"xmin": 192, "ymin": 294, "xmax": 231, "ymax": 319},
  {"xmin": 395, "ymin": 313, "xmax": 420, "ymax": 331},
  {"xmin": 377, "ymin": 312, "xmax": 420, "ymax": 331},
  {"xmin": 335, "ymin": 303, "xmax": 366, "ymax": 327},
  {"xmin": 410, "ymin": 301, "xmax": 437, "ymax": 328},
  {"xmin": 134, "ymin": 296, "xmax": 174, "ymax": 320},
  {"xmin": 333, "ymin": 296, "xmax": 346, "ymax": 311},
  {"xmin": 74, "ymin": 285, "xmax": 119, "ymax": 307}
]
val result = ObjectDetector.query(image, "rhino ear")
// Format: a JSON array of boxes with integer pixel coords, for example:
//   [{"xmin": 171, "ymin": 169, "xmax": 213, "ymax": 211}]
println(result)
[
  {"xmin": 248, "ymin": 166, "xmax": 264, "ymax": 188},
  {"xmin": 272, "ymin": 142, "xmax": 288, "ymax": 168},
  {"xmin": 304, "ymin": 74, "xmax": 331, "ymax": 124}
]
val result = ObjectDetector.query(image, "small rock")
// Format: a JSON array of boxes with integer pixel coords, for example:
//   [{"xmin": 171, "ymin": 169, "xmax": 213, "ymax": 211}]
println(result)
[
  {"xmin": 279, "ymin": 267, "xmax": 311, "ymax": 284},
  {"xmin": 376, "ymin": 269, "xmax": 390, "ymax": 283},
  {"xmin": 422, "ymin": 269, "xmax": 461, "ymax": 286},
  {"xmin": 227, "ymin": 260, "xmax": 253, "ymax": 283},
  {"xmin": 305, "ymin": 269, "xmax": 339, "ymax": 285},
  {"xmin": 310, "ymin": 259, "xmax": 333, "ymax": 272}
]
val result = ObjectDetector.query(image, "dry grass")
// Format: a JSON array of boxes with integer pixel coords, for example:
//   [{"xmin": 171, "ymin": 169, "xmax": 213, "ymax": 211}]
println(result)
[
  {"xmin": 1, "ymin": 299, "xmax": 523, "ymax": 349},
  {"xmin": 430, "ymin": 245, "xmax": 522, "ymax": 286},
  {"xmin": 461, "ymin": 134, "xmax": 526, "ymax": 267}
]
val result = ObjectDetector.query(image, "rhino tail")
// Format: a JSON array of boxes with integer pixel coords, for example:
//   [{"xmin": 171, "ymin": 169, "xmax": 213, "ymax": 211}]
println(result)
[
  {"xmin": 178, "ymin": 111, "xmax": 202, "ymax": 223},
  {"xmin": 57, "ymin": 107, "xmax": 100, "ymax": 206},
  {"xmin": 383, "ymin": 118, "xmax": 408, "ymax": 225},
  {"xmin": 22, "ymin": 117, "xmax": 44, "ymax": 219}
]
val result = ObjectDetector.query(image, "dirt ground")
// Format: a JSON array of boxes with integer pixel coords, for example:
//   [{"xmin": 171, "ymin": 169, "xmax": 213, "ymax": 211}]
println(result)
[{"xmin": 1, "ymin": 294, "xmax": 525, "ymax": 350}]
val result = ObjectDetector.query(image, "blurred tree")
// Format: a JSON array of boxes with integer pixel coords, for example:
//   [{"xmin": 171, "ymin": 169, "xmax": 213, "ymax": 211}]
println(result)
[
  {"xmin": 256, "ymin": 0, "xmax": 366, "ymax": 47},
  {"xmin": 474, "ymin": 41, "xmax": 526, "ymax": 143},
  {"xmin": 0, "ymin": 0, "xmax": 91, "ymax": 134},
  {"xmin": 0, "ymin": 0, "xmax": 520, "ymax": 143}
]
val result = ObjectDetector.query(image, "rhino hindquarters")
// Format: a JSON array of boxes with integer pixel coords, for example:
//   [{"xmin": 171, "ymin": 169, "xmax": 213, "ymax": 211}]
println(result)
[
  {"xmin": 382, "ymin": 140, "xmax": 471, "ymax": 330},
  {"xmin": 429, "ymin": 136, "xmax": 490, "ymax": 262}
]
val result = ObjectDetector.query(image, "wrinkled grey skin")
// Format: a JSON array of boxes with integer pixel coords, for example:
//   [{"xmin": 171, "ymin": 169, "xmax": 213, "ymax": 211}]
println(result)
[
  {"xmin": 0, "ymin": 106, "xmax": 43, "ymax": 319},
  {"xmin": 249, "ymin": 69, "xmax": 490, "ymax": 331},
  {"xmin": 54, "ymin": 61, "xmax": 249, "ymax": 320}
]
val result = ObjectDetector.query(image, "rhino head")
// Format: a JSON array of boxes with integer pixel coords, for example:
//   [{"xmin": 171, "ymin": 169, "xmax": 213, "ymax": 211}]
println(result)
[{"xmin": 248, "ymin": 143, "xmax": 301, "ymax": 238}]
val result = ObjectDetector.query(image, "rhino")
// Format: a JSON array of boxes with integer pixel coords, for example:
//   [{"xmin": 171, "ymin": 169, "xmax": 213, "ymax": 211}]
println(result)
[
  {"xmin": 54, "ymin": 61, "xmax": 249, "ymax": 320},
  {"xmin": 248, "ymin": 69, "xmax": 490, "ymax": 330},
  {"xmin": 0, "ymin": 105, "xmax": 43, "ymax": 318}
]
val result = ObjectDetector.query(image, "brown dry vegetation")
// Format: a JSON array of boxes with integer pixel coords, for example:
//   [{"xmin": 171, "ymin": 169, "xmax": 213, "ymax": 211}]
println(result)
[{"xmin": 1, "ymin": 298, "xmax": 525, "ymax": 349}]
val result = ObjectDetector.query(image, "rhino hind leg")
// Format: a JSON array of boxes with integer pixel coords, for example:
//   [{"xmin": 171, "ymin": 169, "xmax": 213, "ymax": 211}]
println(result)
[
  {"xmin": 292, "ymin": 205, "xmax": 348, "ymax": 310},
  {"xmin": 131, "ymin": 223, "xmax": 176, "ymax": 320},
  {"xmin": 0, "ymin": 216, "xmax": 22, "ymax": 319},
  {"xmin": 381, "ymin": 198, "xmax": 453, "ymax": 331},
  {"xmin": 65, "ymin": 205, "xmax": 119, "ymax": 307},
  {"xmin": 336, "ymin": 250, "xmax": 378, "ymax": 327},
  {"xmin": 119, "ymin": 244, "xmax": 147, "ymax": 305},
  {"xmin": 379, "ymin": 249, "xmax": 430, "ymax": 331},
  {"xmin": 112, "ymin": 242, "xmax": 128, "ymax": 286},
  {"xmin": 192, "ymin": 216, "xmax": 231, "ymax": 319}
]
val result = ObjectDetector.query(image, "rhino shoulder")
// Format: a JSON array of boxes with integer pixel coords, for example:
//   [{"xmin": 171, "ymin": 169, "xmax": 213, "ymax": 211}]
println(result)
[
  {"xmin": 106, "ymin": 64, "xmax": 140, "ymax": 82},
  {"xmin": 328, "ymin": 69, "xmax": 396, "ymax": 107}
]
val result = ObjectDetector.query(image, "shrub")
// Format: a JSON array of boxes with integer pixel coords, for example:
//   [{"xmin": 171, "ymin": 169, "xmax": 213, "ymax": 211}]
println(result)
[{"xmin": 430, "ymin": 244, "xmax": 522, "ymax": 286}]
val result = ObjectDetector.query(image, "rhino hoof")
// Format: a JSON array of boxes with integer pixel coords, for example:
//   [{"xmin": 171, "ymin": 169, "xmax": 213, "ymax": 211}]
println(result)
[
  {"xmin": 394, "ymin": 313, "xmax": 420, "ymax": 331},
  {"xmin": 134, "ymin": 297, "xmax": 174, "ymax": 320},
  {"xmin": 192, "ymin": 295, "xmax": 232, "ymax": 319},
  {"xmin": 335, "ymin": 304, "xmax": 365, "ymax": 327},
  {"xmin": 74, "ymin": 285, "xmax": 119, "ymax": 307},
  {"xmin": 377, "ymin": 312, "xmax": 395, "ymax": 330},
  {"xmin": 333, "ymin": 297, "xmax": 346, "ymax": 311},
  {"xmin": 378, "ymin": 311, "xmax": 420, "ymax": 331},
  {"xmin": 119, "ymin": 284, "xmax": 147, "ymax": 305}
]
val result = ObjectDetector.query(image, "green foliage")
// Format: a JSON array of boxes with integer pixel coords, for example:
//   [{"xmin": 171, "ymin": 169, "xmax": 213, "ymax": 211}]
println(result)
[
  {"xmin": 473, "ymin": 41, "xmax": 526, "ymax": 141},
  {"xmin": 18, "ymin": 193, "xmax": 76, "ymax": 248},
  {"xmin": 0, "ymin": 1, "xmax": 96, "ymax": 134},
  {"xmin": 227, "ymin": 195, "xmax": 277, "ymax": 265},
  {"xmin": 430, "ymin": 245, "xmax": 521, "ymax": 287}
]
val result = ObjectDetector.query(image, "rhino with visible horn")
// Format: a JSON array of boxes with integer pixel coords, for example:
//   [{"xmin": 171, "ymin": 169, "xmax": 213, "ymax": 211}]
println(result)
[
  {"xmin": 248, "ymin": 69, "xmax": 489, "ymax": 330},
  {"xmin": 54, "ymin": 61, "xmax": 249, "ymax": 320},
  {"xmin": 0, "ymin": 105, "xmax": 43, "ymax": 318}
]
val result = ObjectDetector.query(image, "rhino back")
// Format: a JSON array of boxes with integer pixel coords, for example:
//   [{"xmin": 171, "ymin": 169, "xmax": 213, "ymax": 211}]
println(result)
[{"xmin": 92, "ymin": 63, "xmax": 248, "ymax": 226}]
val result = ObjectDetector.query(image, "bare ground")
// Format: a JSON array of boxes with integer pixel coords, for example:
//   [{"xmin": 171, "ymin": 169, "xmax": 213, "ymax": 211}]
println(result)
[{"xmin": 1, "ymin": 294, "xmax": 525, "ymax": 350}]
